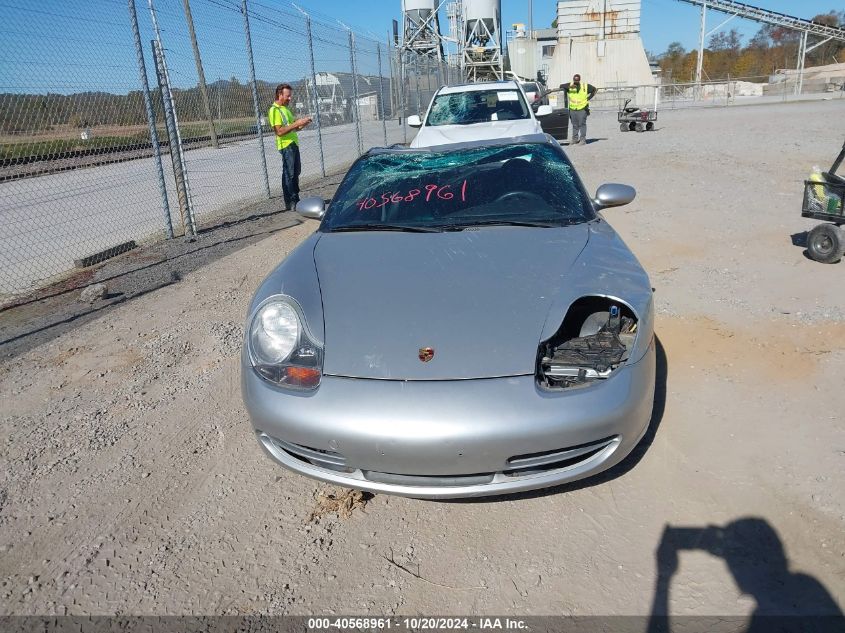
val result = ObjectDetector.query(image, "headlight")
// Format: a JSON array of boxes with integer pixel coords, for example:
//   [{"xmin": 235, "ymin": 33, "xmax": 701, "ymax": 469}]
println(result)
[
  {"xmin": 250, "ymin": 302, "xmax": 298, "ymax": 364},
  {"xmin": 248, "ymin": 297, "xmax": 323, "ymax": 389}
]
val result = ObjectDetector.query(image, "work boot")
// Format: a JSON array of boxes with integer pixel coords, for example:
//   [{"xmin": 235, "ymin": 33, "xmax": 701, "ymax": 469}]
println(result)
[
  {"xmin": 579, "ymin": 138, "xmax": 587, "ymax": 145},
  {"xmin": 570, "ymin": 137, "xmax": 579, "ymax": 145}
]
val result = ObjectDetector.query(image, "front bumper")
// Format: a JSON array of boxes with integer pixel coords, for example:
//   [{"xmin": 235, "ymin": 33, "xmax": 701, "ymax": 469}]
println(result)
[{"xmin": 242, "ymin": 338, "xmax": 655, "ymax": 499}]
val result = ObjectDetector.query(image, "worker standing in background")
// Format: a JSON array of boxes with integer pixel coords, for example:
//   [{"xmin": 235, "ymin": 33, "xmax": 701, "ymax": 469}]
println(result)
[
  {"xmin": 559, "ymin": 74, "xmax": 597, "ymax": 146},
  {"xmin": 269, "ymin": 83, "xmax": 312, "ymax": 211}
]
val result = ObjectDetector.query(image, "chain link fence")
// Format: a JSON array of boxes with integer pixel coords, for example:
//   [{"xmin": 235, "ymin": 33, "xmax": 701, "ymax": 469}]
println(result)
[
  {"xmin": 0, "ymin": 0, "xmax": 450, "ymax": 304},
  {"xmin": 578, "ymin": 73, "xmax": 845, "ymax": 114}
]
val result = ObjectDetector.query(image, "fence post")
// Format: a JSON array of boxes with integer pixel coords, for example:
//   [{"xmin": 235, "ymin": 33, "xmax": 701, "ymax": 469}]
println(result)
[
  {"xmin": 240, "ymin": 0, "xmax": 272, "ymax": 200},
  {"xmin": 151, "ymin": 40, "xmax": 192, "ymax": 237},
  {"xmin": 387, "ymin": 33, "xmax": 395, "ymax": 120},
  {"xmin": 148, "ymin": 0, "xmax": 196, "ymax": 236},
  {"xmin": 399, "ymin": 51, "xmax": 408, "ymax": 144},
  {"xmin": 305, "ymin": 17, "xmax": 327, "ymax": 177},
  {"xmin": 182, "ymin": 0, "xmax": 218, "ymax": 149},
  {"xmin": 127, "ymin": 0, "xmax": 173, "ymax": 240},
  {"xmin": 376, "ymin": 43, "xmax": 388, "ymax": 146},
  {"xmin": 413, "ymin": 57, "xmax": 422, "ymax": 116},
  {"xmin": 347, "ymin": 30, "xmax": 363, "ymax": 156}
]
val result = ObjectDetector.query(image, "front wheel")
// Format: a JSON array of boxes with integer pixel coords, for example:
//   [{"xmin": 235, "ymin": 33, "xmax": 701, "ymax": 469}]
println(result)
[
  {"xmin": 807, "ymin": 223, "xmax": 844, "ymax": 263},
  {"xmin": 620, "ymin": 122, "xmax": 629, "ymax": 132}
]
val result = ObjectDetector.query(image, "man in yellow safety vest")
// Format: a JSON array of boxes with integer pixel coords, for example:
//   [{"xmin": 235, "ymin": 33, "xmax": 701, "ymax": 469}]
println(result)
[
  {"xmin": 268, "ymin": 83, "xmax": 312, "ymax": 211},
  {"xmin": 559, "ymin": 74, "xmax": 597, "ymax": 146}
]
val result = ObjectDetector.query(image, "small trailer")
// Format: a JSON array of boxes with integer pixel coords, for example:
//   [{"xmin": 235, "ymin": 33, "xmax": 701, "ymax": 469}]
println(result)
[
  {"xmin": 802, "ymin": 140, "xmax": 845, "ymax": 263},
  {"xmin": 618, "ymin": 98, "xmax": 657, "ymax": 132}
]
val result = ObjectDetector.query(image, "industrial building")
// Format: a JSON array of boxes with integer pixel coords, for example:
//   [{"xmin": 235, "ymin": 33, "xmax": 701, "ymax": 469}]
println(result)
[{"xmin": 508, "ymin": 0, "xmax": 653, "ymax": 105}]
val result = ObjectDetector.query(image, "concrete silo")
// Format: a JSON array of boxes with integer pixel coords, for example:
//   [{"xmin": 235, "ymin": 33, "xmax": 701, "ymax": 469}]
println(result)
[
  {"xmin": 460, "ymin": 0, "xmax": 504, "ymax": 81},
  {"xmin": 402, "ymin": 0, "xmax": 444, "ymax": 60}
]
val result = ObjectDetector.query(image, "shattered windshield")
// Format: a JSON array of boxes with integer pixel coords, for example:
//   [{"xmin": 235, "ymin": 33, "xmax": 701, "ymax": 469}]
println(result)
[
  {"xmin": 426, "ymin": 89, "xmax": 530, "ymax": 126},
  {"xmin": 322, "ymin": 143, "xmax": 594, "ymax": 232}
]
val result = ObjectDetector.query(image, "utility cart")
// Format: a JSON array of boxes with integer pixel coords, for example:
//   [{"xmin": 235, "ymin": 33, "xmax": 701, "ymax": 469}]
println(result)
[
  {"xmin": 618, "ymin": 98, "xmax": 656, "ymax": 132},
  {"xmin": 802, "ymin": 140, "xmax": 845, "ymax": 263}
]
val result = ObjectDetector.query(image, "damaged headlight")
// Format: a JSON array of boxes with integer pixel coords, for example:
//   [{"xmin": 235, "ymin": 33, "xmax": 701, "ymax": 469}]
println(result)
[
  {"xmin": 248, "ymin": 296, "xmax": 323, "ymax": 389},
  {"xmin": 538, "ymin": 298, "xmax": 638, "ymax": 389}
]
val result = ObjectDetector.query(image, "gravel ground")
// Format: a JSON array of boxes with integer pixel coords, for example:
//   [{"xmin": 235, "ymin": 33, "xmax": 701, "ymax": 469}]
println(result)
[{"xmin": 1, "ymin": 100, "xmax": 844, "ymax": 618}]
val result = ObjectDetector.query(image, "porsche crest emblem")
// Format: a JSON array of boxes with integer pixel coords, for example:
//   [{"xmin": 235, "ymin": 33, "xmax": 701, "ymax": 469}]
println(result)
[{"xmin": 418, "ymin": 347, "xmax": 435, "ymax": 363}]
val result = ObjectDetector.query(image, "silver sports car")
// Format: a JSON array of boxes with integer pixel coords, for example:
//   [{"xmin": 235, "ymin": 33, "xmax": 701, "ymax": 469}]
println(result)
[{"xmin": 241, "ymin": 134, "xmax": 655, "ymax": 499}]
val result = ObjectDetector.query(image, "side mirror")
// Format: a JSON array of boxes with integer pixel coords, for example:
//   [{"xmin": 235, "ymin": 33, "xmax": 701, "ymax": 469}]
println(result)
[
  {"xmin": 296, "ymin": 196, "xmax": 326, "ymax": 220},
  {"xmin": 407, "ymin": 114, "xmax": 422, "ymax": 128},
  {"xmin": 593, "ymin": 183, "xmax": 636, "ymax": 210},
  {"xmin": 535, "ymin": 104, "xmax": 553, "ymax": 117}
]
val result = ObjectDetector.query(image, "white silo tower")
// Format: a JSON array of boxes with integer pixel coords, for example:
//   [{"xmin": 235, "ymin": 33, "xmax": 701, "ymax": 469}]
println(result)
[
  {"xmin": 460, "ymin": 0, "xmax": 503, "ymax": 81},
  {"xmin": 402, "ymin": 0, "xmax": 444, "ymax": 60}
]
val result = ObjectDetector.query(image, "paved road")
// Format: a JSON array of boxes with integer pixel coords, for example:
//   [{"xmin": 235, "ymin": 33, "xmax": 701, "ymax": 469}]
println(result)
[{"xmin": 0, "ymin": 118, "xmax": 408, "ymax": 297}]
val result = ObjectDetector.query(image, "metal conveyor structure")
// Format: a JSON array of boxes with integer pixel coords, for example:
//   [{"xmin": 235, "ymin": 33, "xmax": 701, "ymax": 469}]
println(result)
[{"xmin": 675, "ymin": 0, "xmax": 845, "ymax": 93}]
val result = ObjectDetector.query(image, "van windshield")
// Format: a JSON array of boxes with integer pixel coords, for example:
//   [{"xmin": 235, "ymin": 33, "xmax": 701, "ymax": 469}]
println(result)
[{"xmin": 426, "ymin": 89, "xmax": 530, "ymax": 126}]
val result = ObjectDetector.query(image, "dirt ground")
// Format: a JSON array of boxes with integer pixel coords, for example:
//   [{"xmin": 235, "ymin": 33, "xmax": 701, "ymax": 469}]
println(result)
[{"xmin": 1, "ymin": 100, "xmax": 844, "ymax": 618}]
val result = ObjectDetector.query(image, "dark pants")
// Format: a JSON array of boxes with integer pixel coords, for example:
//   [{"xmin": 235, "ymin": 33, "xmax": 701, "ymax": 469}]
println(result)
[
  {"xmin": 570, "ymin": 109, "xmax": 588, "ymax": 142},
  {"xmin": 279, "ymin": 143, "xmax": 301, "ymax": 208}
]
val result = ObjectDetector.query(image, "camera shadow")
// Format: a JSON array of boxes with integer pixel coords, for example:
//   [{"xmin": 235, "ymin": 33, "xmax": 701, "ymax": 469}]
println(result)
[{"xmin": 647, "ymin": 517, "xmax": 843, "ymax": 633}]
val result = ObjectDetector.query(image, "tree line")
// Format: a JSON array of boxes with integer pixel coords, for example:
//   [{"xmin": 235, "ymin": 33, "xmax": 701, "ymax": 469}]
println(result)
[
  {"xmin": 0, "ymin": 78, "xmax": 283, "ymax": 136},
  {"xmin": 657, "ymin": 10, "xmax": 844, "ymax": 82}
]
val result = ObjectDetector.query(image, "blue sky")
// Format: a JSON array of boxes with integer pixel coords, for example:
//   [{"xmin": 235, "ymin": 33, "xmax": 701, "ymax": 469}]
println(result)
[
  {"xmin": 0, "ymin": 0, "xmax": 840, "ymax": 95},
  {"xmin": 323, "ymin": 0, "xmax": 842, "ymax": 57}
]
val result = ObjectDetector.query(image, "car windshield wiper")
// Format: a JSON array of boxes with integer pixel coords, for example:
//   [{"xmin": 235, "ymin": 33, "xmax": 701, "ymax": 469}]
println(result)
[
  {"xmin": 443, "ymin": 219, "xmax": 575, "ymax": 229},
  {"xmin": 328, "ymin": 223, "xmax": 441, "ymax": 233}
]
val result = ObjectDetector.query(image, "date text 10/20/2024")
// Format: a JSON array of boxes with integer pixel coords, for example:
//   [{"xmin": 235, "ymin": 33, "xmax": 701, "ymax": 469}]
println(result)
[
  {"xmin": 307, "ymin": 617, "xmax": 527, "ymax": 630},
  {"xmin": 356, "ymin": 180, "xmax": 469, "ymax": 211}
]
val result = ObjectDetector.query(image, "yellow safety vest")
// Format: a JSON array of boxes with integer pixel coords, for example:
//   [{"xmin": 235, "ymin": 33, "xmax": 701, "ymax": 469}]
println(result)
[
  {"xmin": 268, "ymin": 103, "xmax": 298, "ymax": 150},
  {"xmin": 568, "ymin": 82, "xmax": 589, "ymax": 110}
]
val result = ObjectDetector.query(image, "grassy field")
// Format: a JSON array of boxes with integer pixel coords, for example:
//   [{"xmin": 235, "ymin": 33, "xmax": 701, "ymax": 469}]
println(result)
[{"xmin": 0, "ymin": 118, "xmax": 264, "ymax": 161}]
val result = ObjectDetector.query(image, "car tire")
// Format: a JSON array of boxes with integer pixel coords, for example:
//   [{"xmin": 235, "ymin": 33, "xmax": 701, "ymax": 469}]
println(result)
[{"xmin": 807, "ymin": 223, "xmax": 844, "ymax": 263}]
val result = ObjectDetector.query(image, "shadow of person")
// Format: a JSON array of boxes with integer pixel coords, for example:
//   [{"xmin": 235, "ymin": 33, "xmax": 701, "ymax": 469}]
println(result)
[{"xmin": 648, "ymin": 518, "xmax": 843, "ymax": 633}]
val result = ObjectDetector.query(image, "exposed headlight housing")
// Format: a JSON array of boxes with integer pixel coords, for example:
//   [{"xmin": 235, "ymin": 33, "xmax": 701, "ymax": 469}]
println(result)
[
  {"xmin": 537, "ymin": 296, "xmax": 638, "ymax": 390},
  {"xmin": 248, "ymin": 296, "xmax": 323, "ymax": 389}
]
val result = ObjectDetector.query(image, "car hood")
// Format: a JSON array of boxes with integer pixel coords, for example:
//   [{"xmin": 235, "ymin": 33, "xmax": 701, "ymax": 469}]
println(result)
[
  {"xmin": 314, "ymin": 226, "xmax": 589, "ymax": 380},
  {"xmin": 410, "ymin": 120, "xmax": 540, "ymax": 148}
]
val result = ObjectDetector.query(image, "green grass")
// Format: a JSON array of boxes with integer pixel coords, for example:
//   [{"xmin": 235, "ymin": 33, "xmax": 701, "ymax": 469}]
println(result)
[{"xmin": 0, "ymin": 119, "xmax": 265, "ymax": 162}]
